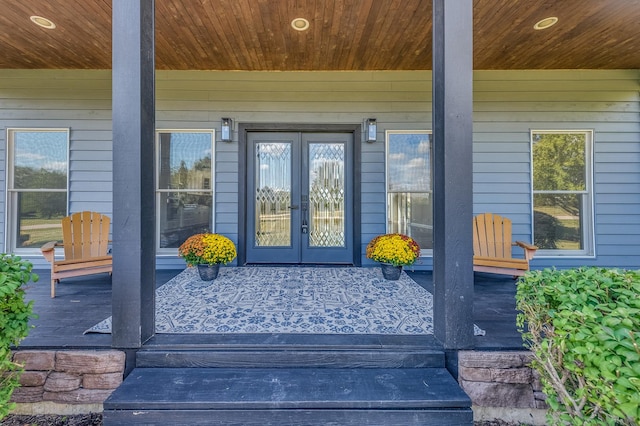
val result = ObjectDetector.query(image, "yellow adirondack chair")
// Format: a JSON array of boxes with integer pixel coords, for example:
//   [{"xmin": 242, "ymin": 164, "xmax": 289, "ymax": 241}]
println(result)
[
  {"xmin": 41, "ymin": 211, "xmax": 113, "ymax": 298},
  {"xmin": 472, "ymin": 213, "xmax": 537, "ymax": 277}
]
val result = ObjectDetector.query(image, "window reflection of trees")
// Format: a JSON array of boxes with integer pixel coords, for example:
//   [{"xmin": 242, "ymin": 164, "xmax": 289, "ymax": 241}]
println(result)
[
  {"xmin": 533, "ymin": 133, "xmax": 587, "ymax": 250},
  {"xmin": 11, "ymin": 130, "xmax": 68, "ymax": 249},
  {"xmin": 15, "ymin": 167, "xmax": 67, "ymax": 219},
  {"xmin": 158, "ymin": 132, "xmax": 213, "ymax": 249}
]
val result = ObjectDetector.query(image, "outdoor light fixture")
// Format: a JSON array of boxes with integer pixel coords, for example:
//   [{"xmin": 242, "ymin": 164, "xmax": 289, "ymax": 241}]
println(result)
[
  {"xmin": 366, "ymin": 118, "xmax": 377, "ymax": 143},
  {"xmin": 221, "ymin": 118, "xmax": 232, "ymax": 142}
]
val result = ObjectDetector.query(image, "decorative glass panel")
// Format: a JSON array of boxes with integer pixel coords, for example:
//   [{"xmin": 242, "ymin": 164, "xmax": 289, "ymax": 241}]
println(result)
[
  {"xmin": 308, "ymin": 143, "xmax": 345, "ymax": 247},
  {"xmin": 386, "ymin": 132, "xmax": 432, "ymax": 251},
  {"xmin": 255, "ymin": 143, "xmax": 291, "ymax": 247}
]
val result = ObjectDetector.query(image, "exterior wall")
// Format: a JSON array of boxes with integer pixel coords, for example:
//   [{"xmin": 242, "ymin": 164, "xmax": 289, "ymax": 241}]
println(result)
[
  {"xmin": 1, "ymin": 69, "xmax": 638, "ymax": 270},
  {"xmin": 0, "ymin": 70, "xmax": 113, "ymax": 269},
  {"xmin": 474, "ymin": 70, "xmax": 640, "ymax": 269},
  {"xmin": 153, "ymin": 70, "xmax": 433, "ymax": 268},
  {"xmin": 0, "ymin": 70, "xmax": 114, "ymax": 215}
]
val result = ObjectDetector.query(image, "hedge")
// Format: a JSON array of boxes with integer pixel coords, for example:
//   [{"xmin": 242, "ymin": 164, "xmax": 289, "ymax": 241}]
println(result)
[
  {"xmin": 516, "ymin": 267, "xmax": 640, "ymax": 425},
  {"xmin": 0, "ymin": 254, "xmax": 38, "ymax": 419}
]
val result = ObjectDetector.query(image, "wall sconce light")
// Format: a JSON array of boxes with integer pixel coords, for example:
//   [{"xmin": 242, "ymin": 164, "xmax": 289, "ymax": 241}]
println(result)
[
  {"xmin": 366, "ymin": 118, "xmax": 377, "ymax": 143},
  {"xmin": 221, "ymin": 118, "xmax": 233, "ymax": 142}
]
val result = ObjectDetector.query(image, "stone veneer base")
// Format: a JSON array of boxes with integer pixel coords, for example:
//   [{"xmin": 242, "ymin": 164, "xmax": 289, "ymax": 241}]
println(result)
[
  {"xmin": 10, "ymin": 350, "xmax": 125, "ymax": 413},
  {"xmin": 10, "ymin": 402, "xmax": 103, "ymax": 416},
  {"xmin": 473, "ymin": 406, "xmax": 548, "ymax": 425},
  {"xmin": 10, "ymin": 348, "xmax": 549, "ymax": 424},
  {"xmin": 458, "ymin": 350, "xmax": 549, "ymax": 425}
]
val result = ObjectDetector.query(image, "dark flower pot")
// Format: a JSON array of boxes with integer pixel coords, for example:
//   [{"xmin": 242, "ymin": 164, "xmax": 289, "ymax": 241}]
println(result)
[
  {"xmin": 380, "ymin": 263, "xmax": 402, "ymax": 280},
  {"xmin": 197, "ymin": 264, "xmax": 220, "ymax": 281}
]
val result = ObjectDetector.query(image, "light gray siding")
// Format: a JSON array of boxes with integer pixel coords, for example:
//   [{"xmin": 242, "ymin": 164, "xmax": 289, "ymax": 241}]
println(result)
[
  {"xmin": 473, "ymin": 70, "xmax": 640, "ymax": 269},
  {"xmin": 0, "ymin": 70, "xmax": 113, "ymax": 269},
  {"xmin": 1, "ymin": 69, "xmax": 638, "ymax": 270},
  {"xmin": 154, "ymin": 70, "xmax": 433, "ymax": 268}
]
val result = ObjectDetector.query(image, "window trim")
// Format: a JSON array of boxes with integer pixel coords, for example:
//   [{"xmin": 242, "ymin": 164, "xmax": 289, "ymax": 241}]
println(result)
[
  {"xmin": 530, "ymin": 129, "xmax": 595, "ymax": 257},
  {"xmin": 155, "ymin": 129, "xmax": 215, "ymax": 255},
  {"xmin": 5, "ymin": 128, "xmax": 70, "ymax": 254},
  {"xmin": 385, "ymin": 130, "xmax": 433, "ymax": 257}
]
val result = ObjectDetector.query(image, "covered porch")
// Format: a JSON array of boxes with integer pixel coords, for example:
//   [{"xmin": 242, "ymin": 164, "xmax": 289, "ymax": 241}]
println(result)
[
  {"xmin": 1, "ymin": 0, "xmax": 637, "ymax": 350},
  {"xmin": 20, "ymin": 268, "xmax": 522, "ymax": 351},
  {"xmin": 3, "ymin": 0, "xmax": 637, "ymax": 423},
  {"xmin": 13, "ymin": 267, "xmax": 544, "ymax": 423}
]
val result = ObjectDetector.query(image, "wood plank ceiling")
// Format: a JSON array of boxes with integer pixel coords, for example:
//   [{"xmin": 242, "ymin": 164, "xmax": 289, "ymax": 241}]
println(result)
[{"xmin": 0, "ymin": 0, "xmax": 638, "ymax": 70}]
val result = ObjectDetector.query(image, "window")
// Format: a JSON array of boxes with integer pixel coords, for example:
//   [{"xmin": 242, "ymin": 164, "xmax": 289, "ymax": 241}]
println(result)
[
  {"xmin": 6, "ymin": 129, "xmax": 69, "ymax": 252},
  {"xmin": 156, "ymin": 130, "xmax": 214, "ymax": 251},
  {"xmin": 531, "ymin": 130, "xmax": 594, "ymax": 256},
  {"xmin": 386, "ymin": 131, "xmax": 432, "ymax": 252}
]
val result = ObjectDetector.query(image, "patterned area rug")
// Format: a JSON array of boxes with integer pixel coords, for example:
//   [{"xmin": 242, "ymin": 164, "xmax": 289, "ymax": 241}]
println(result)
[{"xmin": 85, "ymin": 267, "xmax": 485, "ymax": 336}]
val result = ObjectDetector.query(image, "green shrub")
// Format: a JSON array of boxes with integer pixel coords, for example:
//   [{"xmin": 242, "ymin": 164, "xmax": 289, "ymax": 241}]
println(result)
[
  {"xmin": 0, "ymin": 254, "xmax": 38, "ymax": 419},
  {"xmin": 516, "ymin": 267, "xmax": 640, "ymax": 426}
]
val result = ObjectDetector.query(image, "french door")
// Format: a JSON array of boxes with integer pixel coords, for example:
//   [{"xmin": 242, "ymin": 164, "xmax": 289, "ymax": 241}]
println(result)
[{"xmin": 246, "ymin": 132, "xmax": 353, "ymax": 264}]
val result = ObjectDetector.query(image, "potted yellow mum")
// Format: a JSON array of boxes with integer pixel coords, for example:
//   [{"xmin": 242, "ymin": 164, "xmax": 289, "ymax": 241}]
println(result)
[
  {"xmin": 366, "ymin": 233, "xmax": 420, "ymax": 280},
  {"xmin": 178, "ymin": 233, "xmax": 236, "ymax": 280}
]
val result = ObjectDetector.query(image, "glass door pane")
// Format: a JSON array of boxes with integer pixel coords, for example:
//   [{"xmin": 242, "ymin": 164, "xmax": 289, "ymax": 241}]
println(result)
[
  {"xmin": 255, "ymin": 142, "xmax": 292, "ymax": 247},
  {"xmin": 247, "ymin": 132, "xmax": 352, "ymax": 264},
  {"xmin": 308, "ymin": 143, "xmax": 345, "ymax": 247}
]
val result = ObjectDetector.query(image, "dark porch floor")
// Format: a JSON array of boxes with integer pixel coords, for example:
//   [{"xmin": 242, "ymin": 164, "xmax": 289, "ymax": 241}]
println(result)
[{"xmin": 17, "ymin": 268, "xmax": 524, "ymax": 351}]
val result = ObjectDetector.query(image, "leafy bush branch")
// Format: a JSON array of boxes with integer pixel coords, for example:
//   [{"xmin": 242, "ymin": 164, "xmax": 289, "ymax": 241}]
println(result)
[
  {"xmin": 0, "ymin": 254, "xmax": 38, "ymax": 419},
  {"xmin": 516, "ymin": 267, "xmax": 640, "ymax": 425}
]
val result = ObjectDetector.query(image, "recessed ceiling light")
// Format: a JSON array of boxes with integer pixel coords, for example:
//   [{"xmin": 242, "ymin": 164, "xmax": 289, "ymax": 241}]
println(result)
[
  {"xmin": 291, "ymin": 18, "xmax": 310, "ymax": 32},
  {"xmin": 533, "ymin": 17, "xmax": 558, "ymax": 30},
  {"xmin": 30, "ymin": 15, "xmax": 56, "ymax": 29}
]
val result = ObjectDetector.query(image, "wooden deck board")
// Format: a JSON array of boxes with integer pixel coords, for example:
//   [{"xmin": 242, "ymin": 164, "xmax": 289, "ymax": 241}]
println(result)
[{"xmin": 17, "ymin": 269, "xmax": 523, "ymax": 350}]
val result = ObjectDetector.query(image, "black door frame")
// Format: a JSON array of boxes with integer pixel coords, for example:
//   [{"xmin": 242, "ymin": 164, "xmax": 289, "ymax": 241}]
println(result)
[{"xmin": 238, "ymin": 123, "xmax": 362, "ymax": 266}]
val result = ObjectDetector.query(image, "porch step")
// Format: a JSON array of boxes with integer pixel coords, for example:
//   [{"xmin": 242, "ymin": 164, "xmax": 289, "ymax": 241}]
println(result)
[
  {"xmin": 135, "ymin": 348, "xmax": 445, "ymax": 369},
  {"xmin": 105, "ymin": 336, "xmax": 471, "ymax": 425},
  {"xmin": 135, "ymin": 334, "xmax": 447, "ymax": 369},
  {"xmin": 103, "ymin": 367, "xmax": 472, "ymax": 425}
]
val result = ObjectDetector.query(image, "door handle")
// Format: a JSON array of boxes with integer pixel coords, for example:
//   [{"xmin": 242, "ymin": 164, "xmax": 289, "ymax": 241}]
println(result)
[{"xmin": 288, "ymin": 205, "xmax": 299, "ymax": 210}]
